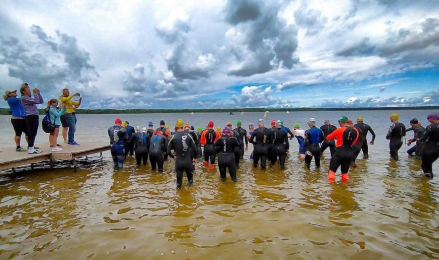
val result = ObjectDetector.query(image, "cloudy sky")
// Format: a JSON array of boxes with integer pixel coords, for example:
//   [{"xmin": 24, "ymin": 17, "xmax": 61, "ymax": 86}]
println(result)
[{"xmin": 1, "ymin": 0, "xmax": 438, "ymax": 109}]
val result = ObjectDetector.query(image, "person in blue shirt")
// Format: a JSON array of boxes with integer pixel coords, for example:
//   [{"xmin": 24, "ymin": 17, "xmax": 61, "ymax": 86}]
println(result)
[
  {"xmin": 4, "ymin": 90, "xmax": 28, "ymax": 152},
  {"xmin": 111, "ymin": 131, "xmax": 126, "ymax": 170},
  {"xmin": 304, "ymin": 118, "xmax": 324, "ymax": 169}
]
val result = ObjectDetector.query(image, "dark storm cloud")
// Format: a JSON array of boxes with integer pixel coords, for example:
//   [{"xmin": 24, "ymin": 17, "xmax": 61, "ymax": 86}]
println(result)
[
  {"xmin": 224, "ymin": 0, "xmax": 299, "ymax": 77},
  {"xmin": 123, "ymin": 64, "xmax": 150, "ymax": 92},
  {"xmin": 294, "ymin": 7, "xmax": 328, "ymax": 36},
  {"xmin": 337, "ymin": 37, "xmax": 376, "ymax": 56},
  {"xmin": 317, "ymin": 89, "xmax": 439, "ymax": 108},
  {"xmin": 0, "ymin": 25, "xmax": 98, "ymax": 92},
  {"xmin": 155, "ymin": 18, "xmax": 210, "ymax": 80}
]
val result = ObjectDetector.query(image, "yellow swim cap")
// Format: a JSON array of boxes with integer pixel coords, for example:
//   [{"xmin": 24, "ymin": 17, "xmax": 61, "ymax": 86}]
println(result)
[
  {"xmin": 217, "ymin": 126, "xmax": 221, "ymax": 132},
  {"xmin": 357, "ymin": 116, "xmax": 364, "ymax": 122},
  {"xmin": 176, "ymin": 119, "xmax": 184, "ymax": 128},
  {"xmin": 390, "ymin": 113, "xmax": 399, "ymax": 120},
  {"xmin": 122, "ymin": 121, "xmax": 127, "ymax": 128},
  {"xmin": 165, "ymin": 125, "xmax": 169, "ymax": 129}
]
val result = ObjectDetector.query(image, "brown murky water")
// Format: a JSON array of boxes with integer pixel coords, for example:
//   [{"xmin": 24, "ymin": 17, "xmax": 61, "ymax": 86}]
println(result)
[{"xmin": 0, "ymin": 111, "xmax": 438, "ymax": 259}]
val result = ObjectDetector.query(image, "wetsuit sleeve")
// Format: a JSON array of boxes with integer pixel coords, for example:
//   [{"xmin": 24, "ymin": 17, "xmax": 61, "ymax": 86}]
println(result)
[
  {"xmin": 406, "ymin": 127, "xmax": 414, "ymax": 132},
  {"xmin": 108, "ymin": 127, "xmax": 112, "ymax": 144},
  {"xmin": 200, "ymin": 130, "xmax": 207, "ymax": 146},
  {"xmin": 167, "ymin": 136, "xmax": 175, "ymax": 159},
  {"xmin": 319, "ymin": 130, "xmax": 324, "ymax": 143},
  {"xmin": 244, "ymin": 129, "xmax": 248, "ymax": 145},
  {"xmin": 386, "ymin": 124, "xmax": 394, "ymax": 140},
  {"xmin": 188, "ymin": 135, "xmax": 197, "ymax": 153},
  {"xmin": 287, "ymin": 128, "xmax": 294, "ymax": 138},
  {"xmin": 304, "ymin": 130, "xmax": 310, "ymax": 147},
  {"xmin": 368, "ymin": 125, "xmax": 376, "ymax": 141},
  {"xmin": 214, "ymin": 131, "xmax": 221, "ymax": 142},
  {"xmin": 402, "ymin": 124, "xmax": 406, "ymax": 137},
  {"xmin": 249, "ymin": 132, "xmax": 255, "ymax": 144},
  {"xmin": 284, "ymin": 132, "xmax": 289, "ymax": 150},
  {"xmin": 352, "ymin": 128, "xmax": 360, "ymax": 145},
  {"xmin": 215, "ymin": 138, "xmax": 221, "ymax": 153},
  {"xmin": 326, "ymin": 128, "xmax": 341, "ymax": 141}
]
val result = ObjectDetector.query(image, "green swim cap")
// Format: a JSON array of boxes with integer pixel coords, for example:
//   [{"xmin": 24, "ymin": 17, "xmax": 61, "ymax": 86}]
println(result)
[
  {"xmin": 197, "ymin": 127, "xmax": 202, "ymax": 132},
  {"xmin": 237, "ymin": 119, "xmax": 242, "ymax": 126},
  {"xmin": 339, "ymin": 116, "xmax": 348, "ymax": 123},
  {"xmin": 294, "ymin": 123, "xmax": 300, "ymax": 128}
]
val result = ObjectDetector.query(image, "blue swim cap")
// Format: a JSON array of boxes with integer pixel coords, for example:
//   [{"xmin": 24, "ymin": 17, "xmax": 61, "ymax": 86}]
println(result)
[{"xmin": 149, "ymin": 122, "xmax": 153, "ymax": 126}]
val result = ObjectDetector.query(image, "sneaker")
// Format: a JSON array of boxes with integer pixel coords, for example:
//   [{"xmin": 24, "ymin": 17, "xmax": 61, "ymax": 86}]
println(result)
[
  {"xmin": 57, "ymin": 144, "xmax": 63, "ymax": 147},
  {"xmin": 34, "ymin": 146, "xmax": 39, "ymax": 149},
  {"xmin": 28, "ymin": 149, "xmax": 42, "ymax": 154},
  {"xmin": 69, "ymin": 141, "xmax": 80, "ymax": 146},
  {"xmin": 52, "ymin": 147, "xmax": 63, "ymax": 152},
  {"xmin": 16, "ymin": 147, "xmax": 27, "ymax": 152}
]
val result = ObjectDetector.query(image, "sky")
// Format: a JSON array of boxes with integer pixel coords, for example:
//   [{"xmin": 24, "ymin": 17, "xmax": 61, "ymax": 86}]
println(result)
[{"xmin": 1, "ymin": 0, "xmax": 439, "ymax": 109}]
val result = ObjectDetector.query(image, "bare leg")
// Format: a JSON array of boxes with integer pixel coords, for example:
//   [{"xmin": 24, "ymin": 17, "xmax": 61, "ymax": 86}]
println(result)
[
  {"xmin": 62, "ymin": 127, "xmax": 68, "ymax": 143},
  {"xmin": 14, "ymin": 136, "xmax": 21, "ymax": 147}
]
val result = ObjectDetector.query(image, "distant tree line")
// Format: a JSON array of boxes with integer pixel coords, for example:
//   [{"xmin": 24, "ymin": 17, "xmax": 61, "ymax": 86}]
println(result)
[{"xmin": 0, "ymin": 106, "xmax": 438, "ymax": 115}]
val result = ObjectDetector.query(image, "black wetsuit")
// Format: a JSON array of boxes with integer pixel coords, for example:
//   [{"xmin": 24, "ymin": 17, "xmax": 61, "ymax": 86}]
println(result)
[
  {"xmin": 231, "ymin": 129, "xmax": 242, "ymax": 167},
  {"xmin": 125, "ymin": 126, "xmax": 136, "ymax": 157},
  {"xmin": 149, "ymin": 134, "xmax": 167, "ymax": 172},
  {"xmin": 203, "ymin": 129, "xmax": 218, "ymax": 164},
  {"xmin": 133, "ymin": 132, "xmax": 150, "ymax": 166},
  {"xmin": 270, "ymin": 128, "xmax": 289, "ymax": 169},
  {"xmin": 320, "ymin": 124, "xmax": 337, "ymax": 156},
  {"xmin": 407, "ymin": 125, "xmax": 425, "ymax": 157},
  {"xmin": 215, "ymin": 135, "xmax": 239, "ymax": 181},
  {"xmin": 249, "ymin": 127, "xmax": 272, "ymax": 169},
  {"xmin": 386, "ymin": 122, "xmax": 406, "ymax": 161},
  {"xmin": 304, "ymin": 127, "xmax": 324, "ymax": 169},
  {"xmin": 167, "ymin": 131, "xmax": 197, "ymax": 189},
  {"xmin": 147, "ymin": 129, "xmax": 154, "ymax": 139},
  {"xmin": 196, "ymin": 132, "xmax": 203, "ymax": 158},
  {"xmin": 419, "ymin": 123, "xmax": 439, "ymax": 178},
  {"xmin": 328, "ymin": 127, "xmax": 359, "ymax": 175},
  {"xmin": 354, "ymin": 123, "xmax": 376, "ymax": 158},
  {"xmin": 352, "ymin": 126, "xmax": 364, "ymax": 165},
  {"xmin": 159, "ymin": 126, "xmax": 169, "ymax": 160},
  {"xmin": 234, "ymin": 127, "xmax": 248, "ymax": 159}
]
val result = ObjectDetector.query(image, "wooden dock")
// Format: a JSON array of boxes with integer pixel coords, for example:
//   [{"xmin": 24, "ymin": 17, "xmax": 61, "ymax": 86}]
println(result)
[{"xmin": 0, "ymin": 143, "xmax": 110, "ymax": 172}]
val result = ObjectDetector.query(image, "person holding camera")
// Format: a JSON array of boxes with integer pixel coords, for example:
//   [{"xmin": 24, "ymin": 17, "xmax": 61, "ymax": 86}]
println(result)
[
  {"xmin": 3, "ymin": 89, "xmax": 28, "ymax": 152},
  {"xmin": 45, "ymin": 99, "xmax": 66, "ymax": 152},
  {"xmin": 19, "ymin": 83, "xmax": 44, "ymax": 154},
  {"xmin": 60, "ymin": 88, "xmax": 82, "ymax": 146}
]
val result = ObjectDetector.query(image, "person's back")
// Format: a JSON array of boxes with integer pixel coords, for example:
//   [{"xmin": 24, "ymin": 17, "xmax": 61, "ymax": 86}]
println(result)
[
  {"xmin": 150, "ymin": 134, "xmax": 167, "ymax": 154},
  {"xmin": 215, "ymin": 132, "xmax": 239, "ymax": 181},
  {"xmin": 168, "ymin": 127, "xmax": 197, "ymax": 188},
  {"xmin": 354, "ymin": 122, "xmax": 374, "ymax": 139},
  {"xmin": 320, "ymin": 124, "xmax": 337, "ymax": 138},
  {"xmin": 306, "ymin": 127, "xmax": 323, "ymax": 146},
  {"xmin": 387, "ymin": 122, "xmax": 406, "ymax": 140},
  {"xmin": 108, "ymin": 125, "xmax": 123, "ymax": 145}
]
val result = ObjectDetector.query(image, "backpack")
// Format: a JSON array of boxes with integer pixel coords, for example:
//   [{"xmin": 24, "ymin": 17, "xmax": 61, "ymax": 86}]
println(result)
[{"xmin": 42, "ymin": 110, "xmax": 55, "ymax": 133}]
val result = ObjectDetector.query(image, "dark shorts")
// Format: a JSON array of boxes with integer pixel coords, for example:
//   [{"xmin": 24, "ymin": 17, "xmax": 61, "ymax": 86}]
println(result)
[
  {"xmin": 11, "ymin": 118, "xmax": 28, "ymax": 137},
  {"xmin": 50, "ymin": 125, "xmax": 60, "ymax": 135},
  {"xmin": 60, "ymin": 115, "xmax": 69, "ymax": 128}
]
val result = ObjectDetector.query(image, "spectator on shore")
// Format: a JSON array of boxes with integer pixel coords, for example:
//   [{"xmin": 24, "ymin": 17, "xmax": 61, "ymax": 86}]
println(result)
[
  {"xmin": 60, "ymin": 88, "xmax": 81, "ymax": 146},
  {"xmin": 3, "ymin": 89, "xmax": 28, "ymax": 152},
  {"xmin": 20, "ymin": 83, "xmax": 44, "ymax": 154}
]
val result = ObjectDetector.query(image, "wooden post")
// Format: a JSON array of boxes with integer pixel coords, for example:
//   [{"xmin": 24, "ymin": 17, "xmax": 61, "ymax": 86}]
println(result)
[
  {"xmin": 12, "ymin": 168, "xmax": 15, "ymax": 173},
  {"xmin": 31, "ymin": 163, "xmax": 34, "ymax": 170},
  {"xmin": 73, "ymin": 159, "xmax": 77, "ymax": 172},
  {"xmin": 50, "ymin": 159, "xmax": 54, "ymax": 169}
]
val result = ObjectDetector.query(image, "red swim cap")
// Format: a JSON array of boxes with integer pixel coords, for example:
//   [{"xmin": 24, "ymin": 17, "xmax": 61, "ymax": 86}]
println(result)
[
  {"xmin": 271, "ymin": 119, "xmax": 276, "ymax": 126},
  {"xmin": 115, "ymin": 118, "xmax": 122, "ymax": 125},
  {"xmin": 208, "ymin": 121, "xmax": 214, "ymax": 128},
  {"xmin": 347, "ymin": 119, "xmax": 353, "ymax": 125}
]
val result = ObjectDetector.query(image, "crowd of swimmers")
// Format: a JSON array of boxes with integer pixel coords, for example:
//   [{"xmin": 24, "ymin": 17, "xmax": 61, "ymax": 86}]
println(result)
[
  {"xmin": 107, "ymin": 112, "xmax": 438, "ymax": 189},
  {"xmin": 4, "ymin": 84, "xmax": 82, "ymax": 154}
]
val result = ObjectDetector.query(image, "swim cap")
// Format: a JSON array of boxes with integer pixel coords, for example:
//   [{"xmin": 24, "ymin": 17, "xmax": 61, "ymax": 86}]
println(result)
[
  {"xmin": 280, "ymin": 120, "xmax": 284, "ymax": 125},
  {"xmin": 125, "ymin": 121, "xmax": 130, "ymax": 125},
  {"xmin": 208, "ymin": 121, "xmax": 214, "ymax": 128},
  {"xmin": 191, "ymin": 126, "xmax": 194, "ymax": 130},
  {"xmin": 165, "ymin": 125, "xmax": 169, "ymax": 129},
  {"xmin": 308, "ymin": 118, "xmax": 316, "ymax": 125},
  {"xmin": 136, "ymin": 126, "xmax": 140, "ymax": 130},
  {"xmin": 148, "ymin": 122, "xmax": 153, "ymax": 127},
  {"xmin": 160, "ymin": 120, "xmax": 165, "ymax": 125},
  {"xmin": 347, "ymin": 119, "xmax": 353, "ymax": 125},
  {"xmin": 184, "ymin": 123, "xmax": 190, "ymax": 129},
  {"xmin": 115, "ymin": 118, "xmax": 122, "ymax": 125},
  {"xmin": 294, "ymin": 123, "xmax": 300, "ymax": 128},
  {"xmin": 226, "ymin": 122, "xmax": 232, "ymax": 126},
  {"xmin": 142, "ymin": 127, "xmax": 147, "ymax": 132},
  {"xmin": 197, "ymin": 127, "xmax": 202, "ymax": 132},
  {"xmin": 156, "ymin": 130, "xmax": 163, "ymax": 135},
  {"xmin": 237, "ymin": 120, "xmax": 242, "ymax": 126},
  {"xmin": 390, "ymin": 113, "xmax": 399, "ymax": 120},
  {"xmin": 258, "ymin": 118, "xmax": 264, "ymax": 125},
  {"xmin": 122, "ymin": 121, "xmax": 127, "ymax": 128},
  {"xmin": 217, "ymin": 126, "xmax": 221, "ymax": 132},
  {"xmin": 277, "ymin": 120, "xmax": 282, "ymax": 126},
  {"xmin": 410, "ymin": 118, "xmax": 418, "ymax": 124},
  {"xmin": 357, "ymin": 116, "xmax": 364, "ymax": 122},
  {"xmin": 223, "ymin": 126, "xmax": 231, "ymax": 134},
  {"xmin": 324, "ymin": 119, "xmax": 330, "ymax": 123},
  {"xmin": 176, "ymin": 119, "xmax": 184, "ymax": 128},
  {"xmin": 249, "ymin": 123, "xmax": 254, "ymax": 128},
  {"xmin": 338, "ymin": 116, "xmax": 348, "ymax": 123},
  {"xmin": 427, "ymin": 112, "xmax": 439, "ymax": 120},
  {"xmin": 271, "ymin": 119, "xmax": 276, "ymax": 126}
]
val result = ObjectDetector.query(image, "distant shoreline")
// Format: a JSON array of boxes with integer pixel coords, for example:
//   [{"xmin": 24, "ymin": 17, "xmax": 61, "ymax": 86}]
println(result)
[{"xmin": 0, "ymin": 106, "xmax": 437, "ymax": 115}]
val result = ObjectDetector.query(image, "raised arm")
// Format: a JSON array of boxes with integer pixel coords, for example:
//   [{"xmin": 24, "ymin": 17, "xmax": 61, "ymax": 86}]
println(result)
[{"xmin": 368, "ymin": 125, "xmax": 376, "ymax": 141}]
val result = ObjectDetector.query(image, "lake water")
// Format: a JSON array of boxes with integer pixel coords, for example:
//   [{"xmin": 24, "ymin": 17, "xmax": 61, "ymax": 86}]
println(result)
[{"xmin": 0, "ymin": 110, "xmax": 438, "ymax": 259}]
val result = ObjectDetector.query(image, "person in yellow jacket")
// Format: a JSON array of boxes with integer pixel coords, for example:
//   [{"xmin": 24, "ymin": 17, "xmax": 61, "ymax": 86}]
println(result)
[{"xmin": 60, "ymin": 88, "xmax": 82, "ymax": 145}]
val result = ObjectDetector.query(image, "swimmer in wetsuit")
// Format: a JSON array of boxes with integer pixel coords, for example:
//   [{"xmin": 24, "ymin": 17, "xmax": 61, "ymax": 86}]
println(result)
[
  {"xmin": 227, "ymin": 122, "xmax": 242, "ymax": 167},
  {"xmin": 111, "ymin": 131, "xmax": 126, "ymax": 170},
  {"xmin": 233, "ymin": 120, "xmax": 249, "ymax": 160},
  {"xmin": 147, "ymin": 122, "xmax": 154, "ymax": 138},
  {"xmin": 249, "ymin": 119, "xmax": 272, "ymax": 170},
  {"xmin": 354, "ymin": 117, "xmax": 376, "ymax": 158},
  {"xmin": 270, "ymin": 120, "xmax": 289, "ymax": 169},
  {"xmin": 419, "ymin": 112, "xmax": 439, "ymax": 179},
  {"xmin": 349, "ymin": 120, "xmax": 363, "ymax": 168},
  {"xmin": 247, "ymin": 123, "xmax": 255, "ymax": 161},
  {"xmin": 386, "ymin": 113, "xmax": 406, "ymax": 161},
  {"xmin": 326, "ymin": 116, "xmax": 359, "ymax": 182},
  {"xmin": 133, "ymin": 127, "xmax": 150, "ymax": 167},
  {"xmin": 320, "ymin": 119, "xmax": 337, "ymax": 157},
  {"xmin": 304, "ymin": 118, "xmax": 324, "ymax": 169},
  {"xmin": 406, "ymin": 118, "xmax": 425, "ymax": 158},
  {"xmin": 167, "ymin": 119, "xmax": 197, "ymax": 189},
  {"xmin": 200, "ymin": 121, "xmax": 221, "ymax": 169},
  {"xmin": 149, "ymin": 129, "xmax": 168, "ymax": 172},
  {"xmin": 215, "ymin": 126, "xmax": 239, "ymax": 181},
  {"xmin": 293, "ymin": 123, "xmax": 306, "ymax": 159}
]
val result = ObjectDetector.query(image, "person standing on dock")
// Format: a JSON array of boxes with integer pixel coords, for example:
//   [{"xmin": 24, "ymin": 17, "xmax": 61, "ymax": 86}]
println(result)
[
  {"xmin": 46, "ymin": 99, "xmax": 66, "ymax": 152},
  {"xmin": 354, "ymin": 117, "xmax": 376, "ymax": 158},
  {"xmin": 386, "ymin": 113, "xmax": 406, "ymax": 161},
  {"xmin": 167, "ymin": 119, "xmax": 197, "ymax": 189},
  {"xmin": 419, "ymin": 112, "xmax": 439, "ymax": 179},
  {"xmin": 60, "ymin": 88, "xmax": 82, "ymax": 146},
  {"xmin": 20, "ymin": 83, "xmax": 44, "ymax": 154},
  {"xmin": 320, "ymin": 119, "xmax": 337, "ymax": 157},
  {"xmin": 4, "ymin": 89, "xmax": 28, "ymax": 152}
]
